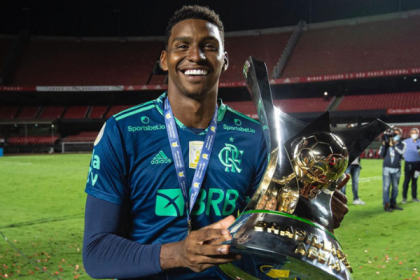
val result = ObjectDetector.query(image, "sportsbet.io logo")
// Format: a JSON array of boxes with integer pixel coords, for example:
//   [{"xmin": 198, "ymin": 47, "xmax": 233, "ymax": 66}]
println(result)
[
  {"xmin": 222, "ymin": 123, "xmax": 255, "ymax": 133},
  {"xmin": 127, "ymin": 125, "xmax": 165, "ymax": 132},
  {"xmin": 141, "ymin": 116, "xmax": 150, "ymax": 124}
]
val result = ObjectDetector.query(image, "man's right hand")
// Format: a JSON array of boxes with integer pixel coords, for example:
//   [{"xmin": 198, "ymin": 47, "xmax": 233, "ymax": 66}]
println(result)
[{"xmin": 160, "ymin": 215, "xmax": 240, "ymax": 273}]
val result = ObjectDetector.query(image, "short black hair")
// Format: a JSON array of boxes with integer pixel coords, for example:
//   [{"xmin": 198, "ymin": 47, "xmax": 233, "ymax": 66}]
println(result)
[{"xmin": 164, "ymin": 5, "xmax": 224, "ymax": 50}]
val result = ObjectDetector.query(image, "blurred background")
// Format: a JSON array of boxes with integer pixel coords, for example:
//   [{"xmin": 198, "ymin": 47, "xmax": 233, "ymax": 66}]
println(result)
[{"xmin": 0, "ymin": 0, "xmax": 419, "ymax": 279}]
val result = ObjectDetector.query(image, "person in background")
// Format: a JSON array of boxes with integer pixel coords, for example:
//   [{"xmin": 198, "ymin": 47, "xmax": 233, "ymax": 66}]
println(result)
[
  {"xmin": 342, "ymin": 156, "xmax": 365, "ymax": 205},
  {"xmin": 341, "ymin": 123, "xmax": 365, "ymax": 205},
  {"xmin": 380, "ymin": 127, "xmax": 405, "ymax": 212},
  {"xmin": 402, "ymin": 127, "xmax": 420, "ymax": 203}
]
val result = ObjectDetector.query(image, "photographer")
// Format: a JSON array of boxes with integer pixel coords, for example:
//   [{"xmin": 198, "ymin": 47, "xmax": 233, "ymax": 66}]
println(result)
[
  {"xmin": 402, "ymin": 128, "xmax": 420, "ymax": 203},
  {"xmin": 379, "ymin": 128, "xmax": 406, "ymax": 212}
]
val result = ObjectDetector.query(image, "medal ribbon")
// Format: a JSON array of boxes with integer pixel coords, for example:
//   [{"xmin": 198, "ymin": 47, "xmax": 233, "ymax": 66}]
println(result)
[{"xmin": 164, "ymin": 97, "xmax": 218, "ymax": 233}]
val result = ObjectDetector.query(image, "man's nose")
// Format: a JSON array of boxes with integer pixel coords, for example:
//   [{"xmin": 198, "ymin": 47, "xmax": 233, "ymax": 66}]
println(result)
[{"xmin": 188, "ymin": 45, "xmax": 206, "ymax": 62}]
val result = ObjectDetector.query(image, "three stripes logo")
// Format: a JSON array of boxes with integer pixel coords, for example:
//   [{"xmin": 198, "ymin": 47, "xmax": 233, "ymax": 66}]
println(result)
[{"xmin": 151, "ymin": 150, "xmax": 172, "ymax": 164}]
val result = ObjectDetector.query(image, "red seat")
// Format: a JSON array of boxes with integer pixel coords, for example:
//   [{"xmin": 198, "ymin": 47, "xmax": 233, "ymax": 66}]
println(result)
[
  {"xmin": 89, "ymin": 106, "xmax": 109, "ymax": 119},
  {"xmin": 62, "ymin": 131, "xmax": 98, "ymax": 143},
  {"xmin": 283, "ymin": 16, "xmax": 420, "ymax": 78},
  {"xmin": 337, "ymin": 92, "xmax": 420, "ymax": 111},
  {"xmin": 12, "ymin": 41, "xmax": 163, "ymax": 86},
  {"xmin": 148, "ymin": 75, "xmax": 167, "ymax": 85},
  {"xmin": 221, "ymin": 33, "xmax": 291, "ymax": 82},
  {"xmin": 39, "ymin": 106, "xmax": 65, "ymax": 119},
  {"xmin": 63, "ymin": 106, "xmax": 88, "ymax": 119},
  {"xmin": 106, "ymin": 105, "xmax": 132, "ymax": 119},
  {"xmin": 225, "ymin": 97, "xmax": 331, "ymax": 115},
  {"xmin": 16, "ymin": 107, "xmax": 40, "ymax": 119},
  {"xmin": 0, "ymin": 106, "xmax": 19, "ymax": 119}
]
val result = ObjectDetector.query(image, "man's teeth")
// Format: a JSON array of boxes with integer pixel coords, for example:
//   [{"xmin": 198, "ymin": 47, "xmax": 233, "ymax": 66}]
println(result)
[{"xmin": 184, "ymin": 69, "xmax": 208, "ymax": 76}]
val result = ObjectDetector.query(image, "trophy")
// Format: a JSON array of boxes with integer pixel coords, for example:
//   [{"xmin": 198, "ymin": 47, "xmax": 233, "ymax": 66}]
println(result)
[{"xmin": 218, "ymin": 57, "xmax": 389, "ymax": 280}]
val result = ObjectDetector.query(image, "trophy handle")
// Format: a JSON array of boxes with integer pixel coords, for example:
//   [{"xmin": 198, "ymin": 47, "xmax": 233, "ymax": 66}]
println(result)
[
  {"xmin": 243, "ymin": 57, "xmax": 301, "ymax": 213},
  {"xmin": 243, "ymin": 57, "xmax": 277, "ymax": 154}
]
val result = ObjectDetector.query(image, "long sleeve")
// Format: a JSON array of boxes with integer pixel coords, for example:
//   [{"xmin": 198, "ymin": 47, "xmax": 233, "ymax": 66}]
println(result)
[
  {"xmin": 379, "ymin": 145, "xmax": 387, "ymax": 158},
  {"xmin": 395, "ymin": 141, "xmax": 406, "ymax": 155},
  {"xmin": 83, "ymin": 195, "xmax": 163, "ymax": 279}
]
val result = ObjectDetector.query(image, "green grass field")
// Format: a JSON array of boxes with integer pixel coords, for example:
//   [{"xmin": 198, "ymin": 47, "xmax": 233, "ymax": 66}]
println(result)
[{"xmin": 0, "ymin": 155, "xmax": 419, "ymax": 279}]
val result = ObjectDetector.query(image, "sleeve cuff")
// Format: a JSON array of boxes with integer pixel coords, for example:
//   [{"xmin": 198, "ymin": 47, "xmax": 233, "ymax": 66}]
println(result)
[
  {"xmin": 85, "ymin": 186, "xmax": 123, "ymax": 205},
  {"xmin": 153, "ymin": 243, "xmax": 164, "ymax": 274}
]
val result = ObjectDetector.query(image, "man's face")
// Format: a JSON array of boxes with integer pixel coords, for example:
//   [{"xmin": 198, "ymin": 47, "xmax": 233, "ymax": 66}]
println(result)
[
  {"xmin": 394, "ymin": 130, "xmax": 401, "ymax": 136},
  {"xmin": 160, "ymin": 19, "xmax": 228, "ymax": 99}
]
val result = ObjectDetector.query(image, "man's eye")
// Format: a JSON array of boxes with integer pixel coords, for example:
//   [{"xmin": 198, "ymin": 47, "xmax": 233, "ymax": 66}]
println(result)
[
  {"xmin": 205, "ymin": 44, "xmax": 217, "ymax": 50},
  {"xmin": 177, "ymin": 45, "xmax": 188, "ymax": 49}
]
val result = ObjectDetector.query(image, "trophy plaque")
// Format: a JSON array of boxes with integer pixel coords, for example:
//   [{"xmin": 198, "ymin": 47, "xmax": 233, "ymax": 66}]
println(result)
[{"xmin": 218, "ymin": 57, "xmax": 389, "ymax": 280}]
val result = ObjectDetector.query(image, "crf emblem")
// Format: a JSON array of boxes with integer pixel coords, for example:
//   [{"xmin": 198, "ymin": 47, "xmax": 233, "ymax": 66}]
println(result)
[{"xmin": 218, "ymin": 143, "xmax": 243, "ymax": 173}]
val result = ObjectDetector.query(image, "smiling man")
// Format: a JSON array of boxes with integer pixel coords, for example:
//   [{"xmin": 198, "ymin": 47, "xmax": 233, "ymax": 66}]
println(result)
[{"xmin": 82, "ymin": 5, "xmax": 348, "ymax": 280}]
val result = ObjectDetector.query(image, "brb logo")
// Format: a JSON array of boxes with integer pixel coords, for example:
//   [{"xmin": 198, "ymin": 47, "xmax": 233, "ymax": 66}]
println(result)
[
  {"xmin": 218, "ymin": 143, "xmax": 243, "ymax": 173},
  {"xmin": 155, "ymin": 188, "xmax": 239, "ymax": 217}
]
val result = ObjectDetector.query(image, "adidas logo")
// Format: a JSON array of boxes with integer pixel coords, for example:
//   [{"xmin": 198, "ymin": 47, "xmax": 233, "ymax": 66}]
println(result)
[{"xmin": 151, "ymin": 150, "xmax": 172, "ymax": 164}]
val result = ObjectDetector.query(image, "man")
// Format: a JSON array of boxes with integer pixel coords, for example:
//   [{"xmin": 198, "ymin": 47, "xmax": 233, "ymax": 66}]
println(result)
[
  {"xmin": 380, "ymin": 127, "xmax": 405, "ymax": 212},
  {"xmin": 402, "ymin": 128, "xmax": 420, "ymax": 203},
  {"xmin": 342, "ymin": 156, "xmax": 365, "ymax": 205},
  {"xmin": 83, "ymin": 6, "xmax": 348, "ymax": 279},
  {"xmin": 341, "ymin": 124, "xmax": 366, "ymax": 205}
]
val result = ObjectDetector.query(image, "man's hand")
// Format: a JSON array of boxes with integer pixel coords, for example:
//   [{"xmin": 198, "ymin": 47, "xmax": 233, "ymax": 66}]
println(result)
[
  {"xmin": 160, "ymin": 215, "xmax": 239, "ymax": 273},
  {"xmin": 331, "ymin": 173, "xmax": 350, "ymax": 230}
]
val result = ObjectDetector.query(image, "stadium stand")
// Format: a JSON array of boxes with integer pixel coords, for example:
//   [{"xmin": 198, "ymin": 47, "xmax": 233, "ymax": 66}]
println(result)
[
  {"xmin": 0, "ymin": 38, "xmax": 13, "ymax": 64},
  {"xmin": 282, "ymin": 15, "xmax": 420, "ymax": 78},
  {"xmin": 0, "ymin": 106, "xmax": 19, "ymax": 119},
  {"xmin": 4, "ymin": 15, "xmax": 419, "ymax": 86},
  {"xmin": 12, "ymin": 41, "xmax": 163, "ymax": 86},
  {"xmin": 62, "ymin": 106, "xmax": 88, "ymax": 119},
  {"xmin": 61, "ymin": 131, "xmax": 98, "ymax": 143},
  {"xmin": 105, "ymin": 105, "xmax": 132, "ymax": 118},
  {"xmin": 273, "ymin": 98, "xmax": 331, "ymax": 113},
  {"xmin": 1, "ymin": 13, "xmax": 419, "ymax": 154},
  {"xmin": 16, "ymin": 106, "xmax": 40, "ymax": 119},
  {"xmin": 226, "ymin": 97, "xmax": 331, "ymax": 116},
  {"xmin": 39, "ymin": 106, "xmax": 65, "ymax": 119},
  {"xmin": 148, "ymin": 75, "xmax": 167, "ymax": 85},
  {"xmin": 89, "ymin": 106, "xmax": 109, "ymax": 119},
  {"xmin": 221, "ymin": 33, "xmax": 291, "ymax": 82},
  {"xmin": 336, "ymin": 92, "xmax": 420, "ymax": 111},
  {"xmin": 7, "ymin": 135, "xmax": 59, "ymax": 145}
]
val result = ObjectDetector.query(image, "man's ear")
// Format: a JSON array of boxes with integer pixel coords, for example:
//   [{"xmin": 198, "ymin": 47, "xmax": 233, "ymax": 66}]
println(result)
[
  {"xmin": 222, "ymin": 51, "xmax": 229, "ymax": 72},
  {"xmin": 160, "ymin": 50, "xmax": 168, "ymax": 71}
]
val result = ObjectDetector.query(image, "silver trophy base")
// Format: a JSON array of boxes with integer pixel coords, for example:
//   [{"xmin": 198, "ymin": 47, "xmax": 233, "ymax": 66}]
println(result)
[{"xmin": 220, "ymin": 211, "xmax": 353, "ymax": 280}]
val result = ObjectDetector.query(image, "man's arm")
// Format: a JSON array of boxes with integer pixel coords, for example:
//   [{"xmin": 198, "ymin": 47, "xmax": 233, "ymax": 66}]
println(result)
[
  {"xmin": 83, "ymin": 195, "xmax": 238, "ymax": 279},
  {"xmin": 83, "ymin": 195, "xmax": 162, "ymax": 279},
  {"xmin": 395, "ymin": 141, "xmax": 406, "ymax": 155},
  {"xmin": 379, "ymin": 144, "xmax": 387, "ymax": 158}
]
